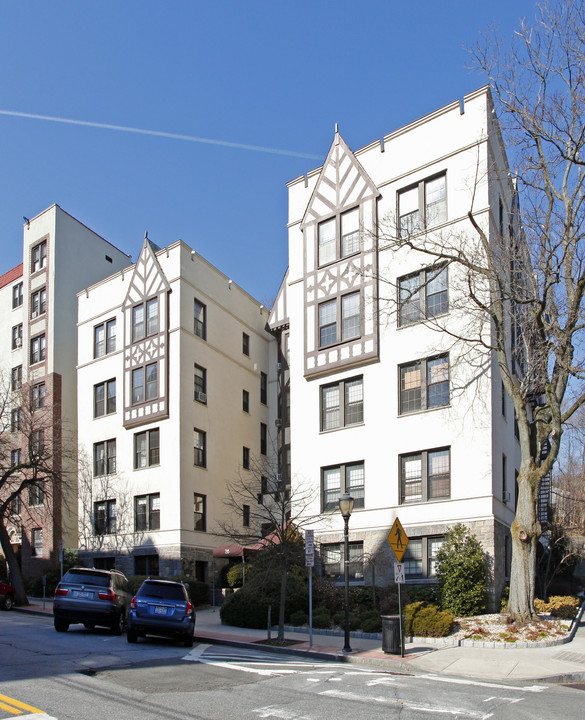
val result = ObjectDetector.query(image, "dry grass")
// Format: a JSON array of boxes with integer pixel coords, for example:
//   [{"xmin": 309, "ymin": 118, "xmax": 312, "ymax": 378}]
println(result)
[{"xmin": 452, "ymin": 614, "xmax": 571, "ymax": 643}]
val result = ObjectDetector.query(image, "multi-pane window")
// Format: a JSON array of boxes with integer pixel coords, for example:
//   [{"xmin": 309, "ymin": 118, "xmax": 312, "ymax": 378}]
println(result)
[
  {"xmin": 30, "ymin": 430, "xmax": 44, "ymax": 457},
  {"xmin": 94, "ymin": 318, "xmax": 116, "ymax": 358},
  {"xmin": 31, "ymin": 240, "xmax": 47, "ymax": 273},
  {"xmin": 260, "ymin": 423, "xmax": 267, "ymax": 455},
  {"xmin": 193, "ymin": 428, "xmax": 206, "ymax": 468},
  {"xmin": 32, "ymin": 382, "xmax": 45, "ymax": 409},
  {"xmin": 30, "ymin": 334, "xmax": 46, "ymax": 364},
  {"xmin": 403, "ymin": 536, "xmax": 444, "ymax": 578},
  {"xmin": 194, "ymin": 298, "xmax": 207, "ymax": 339},
  {"xmin": 135, "ymin": 493, "xmax": 160, "ymax": 532},
  {"xmin": 10, "ymin": 408, "xmax": 22, "ymax": 432},
  {"xmin": 94, "ymin": 439, "xmax": 116, "ymax": 477},
  {"xmin": 94, "ymin": 379, "xmax": 116, "ymax": 417},
  {"xmin": 242, "ymin": 332, "xmax": 250, "ymax": 356},
  {"xmin": 400, "ymin": 448, "xmax": 450, "ymax": 503},
  {"xmin": 132, "ymin": 298, "xmax": 158, "ymax": 342},
  {"xmin": 12, "ymin": 282, "xmax": 23, "ymax": 309},
  {"xmin": 398, "ymin": 173, "xmax": 447, "ymax": 236},
  {"xmin": 243, "ymin": 446, "xmax": 250, "ymax": 470},
  {"xmin": 29, "ymin": 481, "xmax": 45, "ymax": 507},
  {"xmin": 398, "ymin": 265, "xmax": 448, "ymax": 326},
  {"xmin": 12, "ymin": 324, "xmax": 23, "ymax": 350},
  {"xmin": 31, "ymin": 288, "xmax": 46, "ymax": 317},
  {"xmin": 322, "ymin": 541, "xmax": 363, "ymax": 582},
  {"xmin": 31, "ymin": 528, "xmax": 43, "ymax": 556},
  {"xmin": 9, "ymin": 494, "xmax": 21, "ymax": 515},
  {"xmin": 319, "ymin": 293, "xmax": 361, "ymax": 348},
  {"xmin": 322, "ymin": 462, "xmax": 365, "ymax": 511},
  {"xmin": 132, "ymin": 363, "xmax": 157, "ymax": 404},
  {"xmin": 194, "ymin": 365, "xmax": 207, "ymax": 403},
  {"xmin": 134, "ymin": 428, "xmax": 160, "ymax": 469},
  {"xmin": 134, "ymin": 554, "xmax": 159, "ymax": 576},
  {"xmin": 11, "ymin": 366, "xmax": 22, "ymax": 391},
  {"xmin": 242, "ymin": 389, "xmax": 249, "ymax": 413},
  {"xmin": 94, "ymin": 499, "xmax": 116, "ymax": 535},
  {"xmin": 318, "ymin": 207, "xmax": 360, "ymax": 266},
  {"xmin": 11, "ymin": 449, "xmax": 21, "ymax": 467},
  {"xmin": 243, "ymin": 504, "xmax": 250, "ymax": 527},
  {"xmin": 399, "ymin": 355, "xmax": 449, "ymax": 414},
  {"xmin": 260, "ymin": 372, "xmax": 267, "ymax": 405},
  {"xmin": 320, "ymin": 376, "xmax": 363, "ymax": 431},
  {"xmin": 194, "ymin": 493, "xmax": 206, "ymax": 531}
]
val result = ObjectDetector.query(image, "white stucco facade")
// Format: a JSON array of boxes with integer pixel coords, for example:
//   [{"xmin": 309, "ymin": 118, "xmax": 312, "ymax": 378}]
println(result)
[
  {"xmin": 77, "ymin": 238, "xmax": 276, "ymax": 580},
  {"xmin": 270, "ymin": 87, "xmax": 521, "ymax": 606}
]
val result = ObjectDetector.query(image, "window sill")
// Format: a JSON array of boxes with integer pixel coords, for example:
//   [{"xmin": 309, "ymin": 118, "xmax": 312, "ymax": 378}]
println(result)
[
  {"xmin": 319, "ymin": 335, "xmax": 363, "ymax": 352},
  {"xmin": 319, "ymin": 422, "xmax": 365, "ymax": 434},
  {"xmin": 397, "ymin": 310, "xmax": 449, "ymax": 330},
  {"xmin": 398, "ymin": 404, "xmax": 451, "ymax": 418}
]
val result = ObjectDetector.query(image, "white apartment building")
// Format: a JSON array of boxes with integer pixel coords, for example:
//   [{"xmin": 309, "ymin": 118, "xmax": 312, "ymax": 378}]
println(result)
[
  {"xmin": 76, "ymin": 237, "xmax": 276, "ymax": 580},
  {"xmin": 269, "ymin": 87, "xmax": 520, "ymax": 607},
  {"xmin": 0, "ymin": 205, "xmax": 130, "ymax": 577}
]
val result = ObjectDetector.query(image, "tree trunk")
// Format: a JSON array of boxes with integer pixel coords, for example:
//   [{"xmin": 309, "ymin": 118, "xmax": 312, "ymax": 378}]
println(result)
[
  {"xmin": 277, "ymin": 552, "xmax": 287, "ymax": 643},
  {"xmin": 507, "ymin": 471, "xmax": 540, "ymax": 622},
  {"xmin": 0, "ymin": 521, "xmax": 29, "ymax": 606}
]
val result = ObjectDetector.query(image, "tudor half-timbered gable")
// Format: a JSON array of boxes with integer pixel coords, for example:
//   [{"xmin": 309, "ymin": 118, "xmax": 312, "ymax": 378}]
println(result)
[
  {"xmin": 122, "ymin": 239, "xmax": 171, "ymax": 428},
  {"xmin": 301, "ymin": 131, "xmax": 380, "ymax": 377}
]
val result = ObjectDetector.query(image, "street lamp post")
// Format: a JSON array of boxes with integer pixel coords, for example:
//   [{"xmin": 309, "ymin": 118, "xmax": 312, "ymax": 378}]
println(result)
[{"xmin": 339, "ymin": 493, "xmax": 354, "ymax": 654}]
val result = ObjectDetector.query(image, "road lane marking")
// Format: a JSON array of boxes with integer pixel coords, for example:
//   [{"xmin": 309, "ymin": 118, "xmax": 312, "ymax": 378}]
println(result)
[
  {"xmin": 0, "ymin": 693, "xmax": 45, "ymax": 715},
  {"xmin": 413, "ymin": 674, "xmax": 548, "ymax": 692},
  {"xmin": 319, "ymin": 690, "xmax": 491, "ymax": 718}
]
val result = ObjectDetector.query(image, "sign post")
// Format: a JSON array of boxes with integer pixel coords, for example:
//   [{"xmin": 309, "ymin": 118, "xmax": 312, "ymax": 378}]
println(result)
[
  {"xmin": 305, "ymin": 530, "xmax": 314, "ymax": 649},
  {"xmin": 388, "ymin": 518, "xmax": 409, "ymax": 657}
]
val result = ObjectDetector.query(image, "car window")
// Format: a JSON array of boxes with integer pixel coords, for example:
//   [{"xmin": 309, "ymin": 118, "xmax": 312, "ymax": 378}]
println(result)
[
  {"xmin": 62, "ymin": 570, "xmax": 110, "ymax": 587},
  {"xmin": 137, "ymin": 582, "xmax": 186, "ymax": 601}
]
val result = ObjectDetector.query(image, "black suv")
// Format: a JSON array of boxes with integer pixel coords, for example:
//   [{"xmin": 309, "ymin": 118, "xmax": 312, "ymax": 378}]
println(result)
[{"xmin": 53, "ymin": 568, "xmax": 131, "ymax": 634}]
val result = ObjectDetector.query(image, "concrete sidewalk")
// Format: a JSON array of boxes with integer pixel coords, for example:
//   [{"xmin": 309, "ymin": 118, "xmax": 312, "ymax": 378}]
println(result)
[{"xmin": 14, "ymin": 599, "xmax": 585, "ymax": 683}]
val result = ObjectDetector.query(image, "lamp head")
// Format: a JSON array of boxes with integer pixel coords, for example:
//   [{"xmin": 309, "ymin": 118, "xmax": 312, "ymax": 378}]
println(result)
[{"xmin": 338, "ymin": 493, "xmax": 354, "ymax": 518}]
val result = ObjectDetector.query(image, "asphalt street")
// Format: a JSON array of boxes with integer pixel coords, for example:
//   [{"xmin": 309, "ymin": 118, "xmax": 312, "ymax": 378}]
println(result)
[{"xmin": 2, "ymin": 612, "xmax": 585, "ymax": 719}]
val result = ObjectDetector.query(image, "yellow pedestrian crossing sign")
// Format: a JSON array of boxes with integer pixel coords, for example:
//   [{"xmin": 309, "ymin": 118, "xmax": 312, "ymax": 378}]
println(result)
[{"xmin": 387, "ymin": 517, "xmax": 409, "ymax": 562}]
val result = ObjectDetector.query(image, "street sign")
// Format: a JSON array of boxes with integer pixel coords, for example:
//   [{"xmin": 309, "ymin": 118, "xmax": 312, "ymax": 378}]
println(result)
[
  {"xmin": 305, "ymin": 552, "xmax": 315, "ymax": 567},
  {"xmin": 305, "ymin": 529, "xmax": 314, "ymax": 554},
  {"xmin": 387, "ymin": 517, "xmax": 409, "ymax": 562},
  {"xmin": 394, "ymin": 562, "xmax": 405, "ymax": 584}
]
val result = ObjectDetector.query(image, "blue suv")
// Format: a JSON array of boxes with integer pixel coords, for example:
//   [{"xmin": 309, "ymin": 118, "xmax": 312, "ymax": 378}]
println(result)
[{"xmin": 127, "ymin": 578, "xmax": 195, "ymax": 646}]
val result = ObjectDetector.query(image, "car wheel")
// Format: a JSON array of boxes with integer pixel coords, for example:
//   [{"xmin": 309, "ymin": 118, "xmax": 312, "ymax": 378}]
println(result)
[
  {"xmin": 83, "ymin": 623, "xmax": 95, "ymax": 630},
  {"xmin": 111, "ymin": 610, "xmax": 125, "ymax": 635},
  {"xmin": 183, "ymin": 633, "xmax": 194, "ymax": 648},
  {"xmin": 2, "ymin": 595, "xmax": 14, "ymax": 611},
  {"xmin": 127, "ymin": 630, "xmax": 138, "ymax": 644},
  {"xmin": 54, "ymin": 618, "xmax": 69, "ymax": 633}
]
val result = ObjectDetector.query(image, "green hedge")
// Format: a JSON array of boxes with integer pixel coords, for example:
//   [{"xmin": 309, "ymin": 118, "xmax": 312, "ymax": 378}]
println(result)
[{"xmin": 404, "ymin": 601, "xmax": 453, "ymax": 637}]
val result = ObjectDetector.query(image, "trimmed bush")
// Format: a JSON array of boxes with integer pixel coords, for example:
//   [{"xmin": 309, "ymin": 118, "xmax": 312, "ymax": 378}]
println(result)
[
  {"xmin": 312, "ymin": 610, "xmax": 332, "ymax": 628},
  {"xmin": 535, "ymin": 595, "xmax": 580, "ymax": 619},
  {"xmin": 435, "ymin": 524, "xmax": 487, "ymax": 616},
  {"xmin": 411, "ymin": 605, "xmax": 454, "ymax": 637},
  {"xmin": 226, "ymin": 563, "xmax": 251, "ymax": 588},
  {"xmin": 289, "ymin": 610, "xmax": 309, "ymax": 626},
  {"xmin": 359, "ymin": 610, "xmax": 382, "ymax": 633},
  {"xmin": 404, "ymin": 601, "xmax": 426, "ymax": 636}
]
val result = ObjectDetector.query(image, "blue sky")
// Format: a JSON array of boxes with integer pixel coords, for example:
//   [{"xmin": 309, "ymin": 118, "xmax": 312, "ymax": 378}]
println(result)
[{"xmin": 0, "ymin": 1, "xmax": 539, "ymax": 304}]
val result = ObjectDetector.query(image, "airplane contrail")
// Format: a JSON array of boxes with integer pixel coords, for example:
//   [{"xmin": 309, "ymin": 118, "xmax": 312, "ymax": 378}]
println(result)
[{"xmin": 0, "ymin": 109, "xmax": 323, "ymax": 161}]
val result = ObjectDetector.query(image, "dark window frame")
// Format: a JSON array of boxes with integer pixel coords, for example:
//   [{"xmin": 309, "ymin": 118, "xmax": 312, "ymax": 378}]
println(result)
[
  {"xmin": 134, "ymin": 428, "xmax": 160, "ymax": 469},
  {"xmin": 399, "ymin": 447, "xmax": 451, "ymax": 504},
  {"xmin": 12, "ymin": 282, "xmax": 23, "ymax": 309},
  {"xmin": 94, "ymin": 318, "xmax": 117, "ymax": 358},
  {"xmin": 93, "ymin": 439, "xmax": 116, "ymax": 477},
  {"xmin": 94, "ymin": 378, "xmax": 116, "ymax": 418},
  {"xmin": 194, "ymin": 428, "xmax": 207, "ymax": 468},
  {"xmin": 194, "ymin": 492, "xmax": 206, "ymax": 531},
  {"xmin": 31, "ymin": 240, "xmax": 47, "ymax": 273},
  {"xmin": 398, "ymin": 173, "xmax": 447, "ymax": 237},
  {"xmin": 194, "ymin": 298, "xmax": 207, "ymax": 340},
  {"xmin": 320, "ymin": 376, "xmax": 364, "ymax": 431},
  {"xmin": 398, "ymin": 264, "xmax": 448, "ymax": 327},
  {"xmin": 94, "ymin": 499, "xmax": 117, "ymax": 535},
  {"xmin": 399, "ymin": 354, "xmax": 449, "ymax": 415},
  {"xmin": 321, "ymin": 461, "xmax": 365, "ymax": 512},
  {"xmin": 318, "ymin": 291, "xmax": 361, "ymax": 348},
  {"xmin": 134, "ymin": 493, "xmax": 160, "ymax": 532},
  {"xmin": 317, "ymin": 206, "xmax": 361, "ymax": 267}
]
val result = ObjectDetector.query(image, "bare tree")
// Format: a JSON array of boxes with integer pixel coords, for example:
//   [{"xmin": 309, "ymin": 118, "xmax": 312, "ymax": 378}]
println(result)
[
  {"xmin": 377, "ymin": 1, "xmax": 585, "ymax": 621},
  {"xmin": 217, "ymin": 452, "xmax": 320, "ymax": 643},
  {"xmin": 0, "ymin": 372, "xmax": 73, "ymax": 605}
]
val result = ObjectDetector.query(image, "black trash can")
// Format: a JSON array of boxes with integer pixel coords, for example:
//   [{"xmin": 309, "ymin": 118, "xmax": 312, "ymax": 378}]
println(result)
[{"xmin": 381, "ymin": 614, "xmax": 403, "ymax": 654}]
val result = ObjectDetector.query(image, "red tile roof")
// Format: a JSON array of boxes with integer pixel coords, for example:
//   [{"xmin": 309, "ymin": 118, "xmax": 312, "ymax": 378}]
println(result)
[{"xmin": 0, "ymin": 263, "xmax": 23, "ymax": 290}]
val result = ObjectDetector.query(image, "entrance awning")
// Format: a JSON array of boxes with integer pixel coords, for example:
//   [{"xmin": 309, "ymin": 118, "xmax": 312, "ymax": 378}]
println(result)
[{"xmin": 212, "ymin": 543, "xmax": 258, "ymax": 559}]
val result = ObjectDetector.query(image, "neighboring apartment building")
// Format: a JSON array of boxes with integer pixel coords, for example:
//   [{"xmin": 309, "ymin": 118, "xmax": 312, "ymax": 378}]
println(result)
[
  {"xmin": 0, "ymin": 205, "xmax": 130, "ymax": 577},
  {"xmin": 76, "ymin": 237, "xmax": 276, "ymax": 581},
  {"xmin": 269, "ymin": 86, "xmax": 521, "ymax": 608}
]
